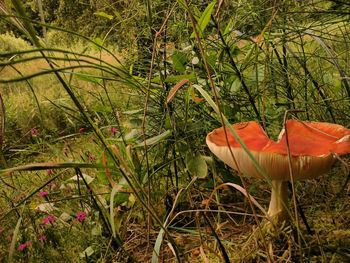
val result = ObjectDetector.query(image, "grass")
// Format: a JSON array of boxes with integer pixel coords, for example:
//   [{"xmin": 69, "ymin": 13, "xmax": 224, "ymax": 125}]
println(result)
[{"xmin": 0, "ymin": 1, "xmax": 350, "ymax": 262}]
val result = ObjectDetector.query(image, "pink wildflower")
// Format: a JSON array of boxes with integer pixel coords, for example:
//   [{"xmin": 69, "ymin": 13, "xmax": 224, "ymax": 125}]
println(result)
[
  {"xmin": 18, "ymin": 241, "xmax": 32, "ymax": 251},
  {"xmin": 76, "ymin": 211, "xmax": 87, "ymax": 223},
  {"xmin": 47, "ymin": 169, "xmax": 55, "ymax": 175},
  {"xmin": 42, "ymin": 215, "xmax": 55, "ymax": 225},
  {"xmin": 31, "ymin": 128, "xmax": 39, "ymax": 137},
  {"xmin": 39, "ymin": 191, "xmax": 48, "ymax": 198},
  {"xmin": 79, "ymin": 127, "xmax": 85, "ymax": 134},
  {"xmin": 18, "ymin": 243, "xmax": 27, "ymax": 251},
  {"xmin": 39, "ymin": 235, "xmax": 46, "ymax": 242},
  {"xmin": 111, "ymin": 127, "xmax": 118, "ymax": 136}
]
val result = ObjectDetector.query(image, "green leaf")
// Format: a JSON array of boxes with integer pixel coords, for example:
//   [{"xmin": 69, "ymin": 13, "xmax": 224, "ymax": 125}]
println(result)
[
  {"xmin": 91, "ymin": 37, "xmax": 104, "ymax": 51},
  {"xmin": 176, "ymin": 0, "xmax": 186, "ymax": 10},
  {"xmin": 230, "ymin": 78, "xmax": 241, "ymax": 93},
  {"xmin": 91, "ymin": 223, "xmax": 102, "ymax": 236},
  {"xmin": 8, "ymin": 217, "xmax": 22, "ymax": 263},
  {"xmin": 190, "ymin": 0, "xmax": 217, "ymax": 38},
  {"xmin": 186, "ymin": 153, "xmax": 208, "ymax": 178},
  {"xmin": 123, "ymin": 109, "xmax": 143, "ymax": 115},
  {"xmin": 68, "ymin": 173, "xmax": 94, "ymax": 184},
  {"xmin": 94, "ymin": 11, "xmax": 114, "ymax": 20},
  {"xmin": 124, "ymin": 129, "xmax": 142, "ymax": 142},
  {"xmin": 164, "ymin": 74, "xmax": 197, "ymax": 83},
  {"xmin": 92, "ymin": 105, "xmax": 113, "ymax": 113},
  {"xmin": 74, "ymin": 71, "xmax": 103, "ymax": 84},
  {"xmin": 110, "ymin": 187, "xmax": 118, "ymax": 238},
  {"xmin": 172, "ymin": 51, "xmax": 188, "ymax": 73},
  {"xmin": 113, "ymin": 11, "xmax": 123, "ymax": 21},
  {"xmin": 134, "ymin": 130, "xmax": 172, "ymax": 148},
  {"xmin": 152, "ymin": 228, "xmax": 165, "ymax": 263},
  {"xmin": 223, "ymin": 18, "xmax": 234, "ymax": 36},
  {"xmin": 79, "ymin": 246, "xmax": 95, "ymax": 258}
]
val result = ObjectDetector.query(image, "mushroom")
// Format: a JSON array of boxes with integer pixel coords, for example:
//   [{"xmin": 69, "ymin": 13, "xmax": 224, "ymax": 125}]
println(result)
[{"xmin": 206, "ymin": 120, "xmax": 350, "ymax": 223}]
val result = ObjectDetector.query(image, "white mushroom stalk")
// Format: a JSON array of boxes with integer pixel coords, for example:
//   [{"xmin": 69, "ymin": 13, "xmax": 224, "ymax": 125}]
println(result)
[{"xmin": 206, "ymin": 120, "xmax": 350, "ymax": 224}]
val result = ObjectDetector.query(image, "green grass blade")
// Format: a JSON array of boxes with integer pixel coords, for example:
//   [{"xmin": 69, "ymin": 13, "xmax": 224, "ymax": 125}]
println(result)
[
  {"xmin": 109, "ymin": 187, "xmax": 118, "ymax": 238},
  {"xmin": 8, "ymin": 217, "xmax": 22, "ymax": 263}
]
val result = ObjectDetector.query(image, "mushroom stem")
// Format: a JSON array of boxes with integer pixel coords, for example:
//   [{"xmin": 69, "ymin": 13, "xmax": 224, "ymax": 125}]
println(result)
[{"xmin": 267, "ymin": 180, "xmax": 289, "ymax": 223}]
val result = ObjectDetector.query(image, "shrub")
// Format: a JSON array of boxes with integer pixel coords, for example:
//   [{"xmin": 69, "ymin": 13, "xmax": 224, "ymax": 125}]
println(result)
[{"xmin": 0, "ymin": 32, "xmax": 32, "ymax": 54}]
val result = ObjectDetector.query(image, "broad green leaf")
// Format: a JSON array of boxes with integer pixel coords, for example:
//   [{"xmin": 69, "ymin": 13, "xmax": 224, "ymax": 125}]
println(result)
[
  {"xmin": 186, "ymin": 153, "xmax": 208, "ymax": 178},
  {"xmin": 79, "ymin": 246, "xmax": 95, "ymax": 258},
  {"xmin": 230, "ymin": 78, "xmax": 241, "ymax": 93},
  {"xmin": 164, "ymin": 74, "xmax": 196, "ymax": 83},
  {"xmin": 124, "ymin": 129, "xmax": 142, "ymax": 142},
  {"xmin": 134, "ymin": 130, "xmax": 172, "ymax": 148},
  {"xmin": 172, "ymin": 51, "xmax": 188, "ymax": 73},
  {"xmin": 123, "ymin": 109, "xmax": 143, "ymax": 115},
  {"xmin": 94, "ymin": 11, "xmax": 114, "ymax": 20},
  {"xmin": 190, "ymin": 0, "xmax": 217, "ymax": 38},
  {"xmin": 91, "ymin": 223, "xmax": 102, "ymax": 236}
]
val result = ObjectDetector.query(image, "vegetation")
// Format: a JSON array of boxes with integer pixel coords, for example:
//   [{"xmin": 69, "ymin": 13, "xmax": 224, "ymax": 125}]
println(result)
[{"xmin": 0, "ymin": 0, "xmax": 349, "ymax": 262}]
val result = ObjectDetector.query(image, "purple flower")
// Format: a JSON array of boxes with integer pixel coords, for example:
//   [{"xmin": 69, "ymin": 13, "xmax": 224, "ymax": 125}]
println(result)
[
  {"xmin": 76, "ymin": 211, "xmax": 87, "ymax": 223},
  {"xmin": 111, "ymin": 127, "xmax": 118, "ymax": 136},
  {"xmin": 18, "ymin": 241, "xmax": 32, "ymax": 251},
  {"xmin": 42, "ymin": 215, "xmax": 55, "ymax": 225},
  {"xmin": 39, "ymin": 191, "xmax": 48, "ymax": 198},
  {"xmin": 18, "ymin": 243, "xmax": 27, "ymax": 251},
  {"xmin": 31, "ymin": 128, "xmax": 39, "ymax": 137}
]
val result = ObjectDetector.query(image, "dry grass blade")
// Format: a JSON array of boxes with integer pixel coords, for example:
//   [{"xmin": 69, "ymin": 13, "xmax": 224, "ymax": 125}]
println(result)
[
  {"xmin": 0, "ymin": 94, "xmax": 5, "ymax": 148},
  {"xmin": 166, "ymin": 79, "xmax": 189, "ymax": 104},
  {"xmin": 200, "ymin": 245, "xmax": 209, "ymax": 263},
  {"xmin": 205, "ymin": 182, "xmax": 267, "ymax": 216}
]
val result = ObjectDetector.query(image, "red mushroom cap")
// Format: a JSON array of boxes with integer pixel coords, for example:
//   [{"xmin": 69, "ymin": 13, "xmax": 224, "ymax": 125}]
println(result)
[
  {"xmin": 266, "ymin": 120, "xmax": 350, "ymax": 156},
  {"xmin": 206, "ymin": 120, "xmax": 350, "ymax": 181}
]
